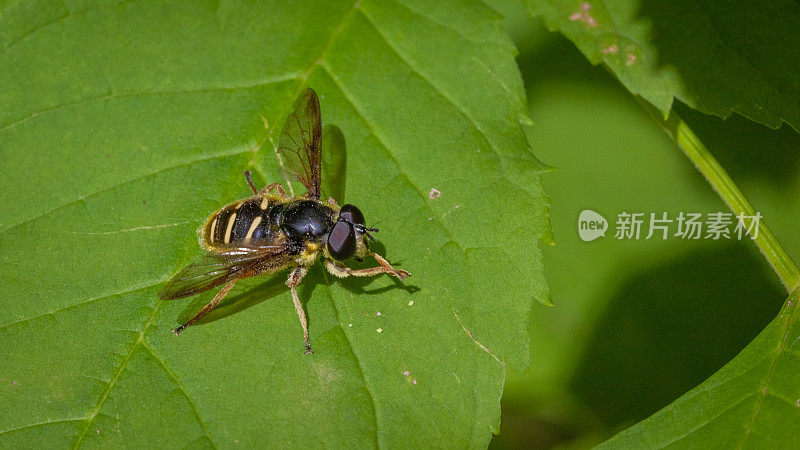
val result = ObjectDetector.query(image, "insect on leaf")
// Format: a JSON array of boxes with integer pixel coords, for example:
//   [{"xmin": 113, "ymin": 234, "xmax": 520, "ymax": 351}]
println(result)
[{"xmin": 0, "ymin": 1, "xmax": 550, "ymax": 447}]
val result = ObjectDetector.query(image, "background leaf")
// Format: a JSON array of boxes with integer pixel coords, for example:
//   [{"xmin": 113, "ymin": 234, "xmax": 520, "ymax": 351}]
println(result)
[
  {"xmin": 510, "ymin": 2, "xmax": 800, "ymax": 447},
  {"xmin": 480, "ymin": 3, "xmax": 800, "ymax": 447},
  {"xmin": 0, "ymin": 0, "xmax": 549, "ymax": 447},
  {"xmin": 525, "ymin": 0, "xmax": 800, "ymax": 132}
]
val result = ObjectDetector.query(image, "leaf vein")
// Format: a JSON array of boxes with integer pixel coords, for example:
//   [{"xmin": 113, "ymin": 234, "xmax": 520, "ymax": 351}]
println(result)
[
  {"xmin": 737, "ymin": 293, "xmax": 799, "ymax": 448},
  {"xmin": 0, "ymin": 282, "xmax": 161, "ymax": 331},
  {"xmin": 0, "ymin": 148, "xmax": 249, "ymax": 235},
  {"xmin": 453, "ymin": 309, "xmax": 504, "ymax": 366},
  {"xmin": 0, "ymin": 418, "xmax": 86, "ymax": 437},
  {"xmin": 320, "ymin": 63, "xmax": 506, "ymax": 371},
  {"xmin": 248, "ymin": 0, "xmax": 359, "ymax": 189},
  {"xmin": 381, "ymin": 0, "xmax": 487, "ymax": 46},
  {"xmin": 71, "ymin": 299, "xmax": 162, "ymax": 448},
  {"xmin": 320, "ymin": 271, "xmax": 381, "ymax": 449},
  {"xmin": 140, "ymin": 342, "xmax": 217, "ymax": 449},
  {"xmin": 1, "ymin": 73, "xmax": 300, "ymax": 131},
  {"xmin": 358, "ymin": 7, "xmax": 510, "ymax": 166},
  {"xmin": 667, "ymin": 391, "xmax": 757, "ymax": 447},
  {"xmin": 357, "ymin": 6, "xmax": 546, "ymax": 222}
]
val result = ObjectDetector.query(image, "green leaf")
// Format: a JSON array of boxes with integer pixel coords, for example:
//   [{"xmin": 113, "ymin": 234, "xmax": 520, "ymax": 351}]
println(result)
[
  {"xmin": 599, "ymin": 287, "xmax": 800, "ymax": 448},
  {"xmin": 0, "ymin": 0, "xmax": 549, "ymax": 447},
  {"xmin": 525, "ymin": 0, "xmax": 800, "ymax": 131}
]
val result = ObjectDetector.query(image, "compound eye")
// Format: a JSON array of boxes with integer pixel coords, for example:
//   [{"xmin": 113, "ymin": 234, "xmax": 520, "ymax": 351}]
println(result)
[
  {"xmin": 327, "ymin": 220, "xmax": 356, "ymax": 260},
  {"xmin": 339, "ymin": 204, "xmax": 365, "ymax": 227}
]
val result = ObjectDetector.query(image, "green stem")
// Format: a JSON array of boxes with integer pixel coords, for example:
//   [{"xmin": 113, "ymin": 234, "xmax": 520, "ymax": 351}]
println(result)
[{"xmin": 641, "ymin": 101, "xmax": 800, "ymax": 293}]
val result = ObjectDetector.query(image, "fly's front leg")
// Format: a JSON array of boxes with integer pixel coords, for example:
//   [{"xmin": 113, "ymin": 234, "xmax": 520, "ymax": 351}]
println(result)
[
  {"xmin": 325, "ymin": 253, "xmax": 410, "ymax": 281},
  {"xmin": 260, "ymin": 183, "xmax": 286, "ymax": 196},
  {"xmin": 174, "ymin": 279, "xmax": 237, "ymax": 335},
  {"xmin": 372, "ymin": 253, "xmax": 410, "ymax": 280},
  {"xmin": 286, "ymin": 266, "xmax": 312, "ymax": 354}
]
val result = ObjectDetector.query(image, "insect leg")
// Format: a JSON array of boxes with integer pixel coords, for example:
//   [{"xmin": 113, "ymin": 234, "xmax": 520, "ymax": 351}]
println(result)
[
  {"xmin": 260, "ymin": 182, "xmax": 286, "ymax": 196},
  {"xmin": 371, "ymin": 253, "xmax": 410, "ymax": 279},
  {"xmin": 243, "ymin": 170, "xmax": 258, "ymax": 195},
  {"xmin": 286, "ymin": 266, "xmax": 312, "ymax": 354},
  {"xmin": 324, "ymin": 253, "xmax": 410, "ymax": 280},
  {"xmin": 174, "ymin": 279, "xmax": 237, "ymax": 335}
]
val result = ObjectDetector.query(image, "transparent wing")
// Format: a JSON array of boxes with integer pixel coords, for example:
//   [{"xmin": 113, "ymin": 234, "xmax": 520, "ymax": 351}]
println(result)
[
  {"xmin": 277, "ymin": 88, "xmax": 322, "ymax": 199},
  {"xmin": 158, "ymin": 244, "xmax": 289, "ymax": 300}
]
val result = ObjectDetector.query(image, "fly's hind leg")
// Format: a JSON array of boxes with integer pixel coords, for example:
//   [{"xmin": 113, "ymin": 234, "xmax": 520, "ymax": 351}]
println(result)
[
  {"xmin": 260, "ymin": 183, "xmax": 286, "ymax": 196},
  {"xmin": 174, "ymin": 279, "xmax": 237, "ymax": 335},
  {"xmin": 325, "ymin": 252, "xmax": 410, "ymax": 281},
  {"xmin": 287, "ymin": 266, "xmax": 312, "ymax": 354},
  {"xmin": 243, "ymin": 171, "xmax": 286, "ymax": 196},
  {"xmin": 243, "ymin": 170, "xmax": 258, "ymax": 195}
]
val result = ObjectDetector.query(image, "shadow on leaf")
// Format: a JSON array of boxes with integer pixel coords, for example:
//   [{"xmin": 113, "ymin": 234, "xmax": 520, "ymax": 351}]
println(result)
[{"xmin": 571, "ymin": 243, "xmax": 784, "ymax": 430}]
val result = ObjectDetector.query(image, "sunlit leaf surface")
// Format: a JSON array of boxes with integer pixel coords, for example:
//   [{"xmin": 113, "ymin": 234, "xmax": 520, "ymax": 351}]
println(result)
[{"xmin": 0, "ymin": 0, "xmax": 549, "ymax": 447}]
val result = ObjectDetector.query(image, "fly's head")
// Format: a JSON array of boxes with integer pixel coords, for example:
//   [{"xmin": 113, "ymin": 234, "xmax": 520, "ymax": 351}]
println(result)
[{"xmin": 326, "ymin": 204, "xmax": 378, "ymax": 261}]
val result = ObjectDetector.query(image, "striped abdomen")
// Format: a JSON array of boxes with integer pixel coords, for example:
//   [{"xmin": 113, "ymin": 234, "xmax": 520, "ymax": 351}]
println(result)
[{"xmin": 202, "ymin": 195, "xmax": 285, "ymax": 249}]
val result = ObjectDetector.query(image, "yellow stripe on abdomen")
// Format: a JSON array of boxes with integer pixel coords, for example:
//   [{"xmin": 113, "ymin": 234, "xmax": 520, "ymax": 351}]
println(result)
[
  {"xmin": 208, "ymin": 217, "xmax": 218, "ymax": 241},
  {"xmin": 244, "ymin": 216, "xmax": 263, "ymax": 242},
  {"xmin": 223, "ymin": 212, "xmax": 237, "ymax": 244}
]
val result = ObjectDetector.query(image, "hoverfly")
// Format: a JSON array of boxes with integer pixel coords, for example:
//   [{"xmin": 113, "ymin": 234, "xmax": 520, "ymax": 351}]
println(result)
[{"xmin": 158, "ymin": 88, "xmax": 409, "ymax": 354}]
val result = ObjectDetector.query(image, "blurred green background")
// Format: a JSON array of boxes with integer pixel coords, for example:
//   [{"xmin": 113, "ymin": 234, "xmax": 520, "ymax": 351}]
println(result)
[{"xmin": 487, "ymin": 2, "xmax": 800, "ymax": 448}]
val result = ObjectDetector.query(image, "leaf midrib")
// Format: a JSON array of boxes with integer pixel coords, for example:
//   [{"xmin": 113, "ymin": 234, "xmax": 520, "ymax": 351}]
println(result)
[{"xmin": 71, "ymin": 298, "xmax": 164, "ymax": 449}]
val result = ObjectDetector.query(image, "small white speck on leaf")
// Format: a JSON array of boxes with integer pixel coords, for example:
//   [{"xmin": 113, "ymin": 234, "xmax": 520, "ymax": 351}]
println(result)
[
  {"xmin": 412, "ymin": 379, "xmax": 418, "ymax": 385},
  {"xmin": 377, "ymin": 328, "xmax": 383, "ymax": 333},
  {"xmin": 403, "ymin": 370, "xmax": 410, "ymax": 376},
  {"xmin": 348, "ymin": 323, "xmax": 352, "ymax": 327},
  {"xmin": 429, "ymin": 188, "xmax": 441, "ymax": 199},
  {"xmin": 626, "ymin": 53, "xmax": 637, "ymax": 65},
  {"xmin": 376, "ymin": 312, "xmax": 382, "ymax": 316},
  {"xmin": 602, "ymin": 45, "xmax": 619, "ymax": 54},
  {"xmin": 408, "ymin": 300, "xmax": 414, "ymax": 306},
  {"xmin": 788, "ymin": 301, "xmax": 794, "ymax": 307},
  {"xmin": 570, "ymin": 2, "xmax": 597, "ymax": 26}
]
